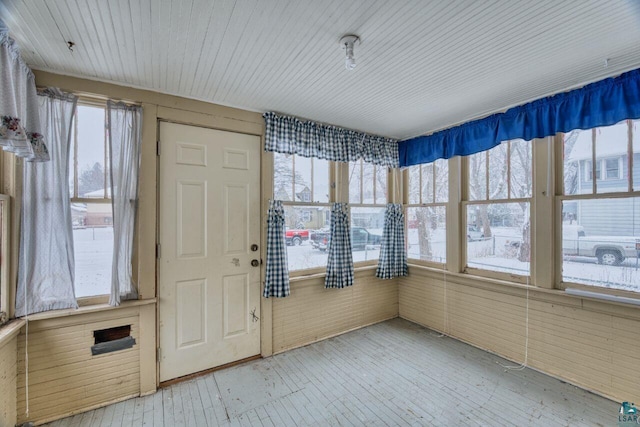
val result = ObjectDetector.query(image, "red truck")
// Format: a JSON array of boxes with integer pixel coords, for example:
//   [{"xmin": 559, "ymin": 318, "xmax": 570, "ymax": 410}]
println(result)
[{"xmin": 285, "ymin": 228, "xmax": 309, "ymax": 246}]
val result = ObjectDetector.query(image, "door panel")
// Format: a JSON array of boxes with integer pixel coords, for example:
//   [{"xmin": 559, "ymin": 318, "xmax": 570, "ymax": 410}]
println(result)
[
  {"xmin": 176, "ymin": 278, "xmax": 206, "ymax": 347},
  {"xmin": 223, "ymin": 274, "xmax": 249, "ymax": 338},
  {"xmin": 159, "ymin": 122, "xmax": 261, "ymax": 382},
  {"xmin": 177, "ymin": 180, "xmax": 207, "ymax": 258}
]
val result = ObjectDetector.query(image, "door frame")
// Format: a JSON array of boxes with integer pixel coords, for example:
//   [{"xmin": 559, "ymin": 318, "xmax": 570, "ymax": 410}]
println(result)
[{"xmin": 154, "ymin": 118, "xmax": 272, "ymax": 386}]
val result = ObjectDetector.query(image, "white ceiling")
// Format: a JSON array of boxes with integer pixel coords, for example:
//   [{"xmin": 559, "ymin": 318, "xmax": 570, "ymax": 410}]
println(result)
[{"xmin": 3, "ymin": 0, "xmax": 640, "ymax": 140}]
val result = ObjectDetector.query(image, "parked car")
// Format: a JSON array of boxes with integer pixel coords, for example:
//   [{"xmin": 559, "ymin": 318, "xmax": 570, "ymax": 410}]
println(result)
[
  {"xmin": 467, "ymin": 225, "xmax": 484, "ymax": 241},
  {"xmin": 310, "ymin": 227, "xmax": 381, "ymax": 251},
  {"xmin": 562, "ymin": 225, "xmax": 638, "ymax": 266},
  {"xmin": 508, "ymin": 224, "xmax": 639, "ymax": 266},
  {"xmin": 310, "ymin": 227, "xmax": 330, "ymax": 249},
  {"xmin": 285, "ymin": 228, "xmax": 309, "ymax": 246}
]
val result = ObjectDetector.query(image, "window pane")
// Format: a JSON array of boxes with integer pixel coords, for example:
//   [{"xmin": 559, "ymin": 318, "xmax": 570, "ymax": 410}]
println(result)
[
  {"xmin": 604, "ymin": 158, "xmax": 620, "ymax": 180},
  {"xmin": 466, "ymin": 202, "xmax": 530, "ymax": 276},
  {"xmin": 421, "ymin": 164, "xmax": 434, "ymax": 204},
  {"xmin": 372, "ymin": 166, "xmax": 388, "ymax": 204},
  {"xmin": 273, "ymin": 154, "xmax": 329, "ymax": 203},
  {"xmin": 76, "ymin": 105, "xmax": 107, "ymax": 198},
  {"xmin": 434, "ymin": 159, "xmax": 449, "ymax": 203},
  {"xmin": 349, "ymin": 161, "xmax": 362, "ymax": 204},
  {"xmin": 595, "ymin": 121, "xmax": 628, "ymax": 193},
  {"xmin": 285, "ymin": 205, "xmax": 331, "ymax": 271},
  {"xmin": 510, "ymin": 139, "xmax": 532, "ymax": 199},
  {"xmin": 468, "ymin": 151, "xmax": 487, "ymax": 200},
  {"xmin": 561, "ymin": 198, "xmax": 640, "ymax": 292},
  {"xmin": 634, "ymin": 120, "xmax": 640, "ymax": 191},
  {"xmin": 274, "ymin": 153, "xmax": 294, "ymax": 201},
  {"xmin": 295, "ymin": 156, "xmax": 312, "ymax": 202},
  {"xmin": 407, "ymin": 165, "xmax": 420, "ymax": 204},
  {"xmin": 564, "ymin": 128, "xmax": 592, "ymax": 195},
  {"xmin": 362, "ymin": 162, "xmax": 375, "ymax": 204},
  {"xmin": 351, "ymin": 207, "xmax": 384, "ymax": 262},
  {"xmin": 313, "ymin": 159, "xmax": 330, "ymax": 203},
  {"xmin": 488, "ymin": 143, "xmax": 508, "ymax": 200},
  {"xmin": 375, "ymin": 166, "xmax": 387, "ymax": 204},
  {"xmin": 407, "ymin": 206, "xmax": 446, "ymax": 263},
  {"xmin": 73, "ymin": 202, "xmax": 113, "ymax": 297}
]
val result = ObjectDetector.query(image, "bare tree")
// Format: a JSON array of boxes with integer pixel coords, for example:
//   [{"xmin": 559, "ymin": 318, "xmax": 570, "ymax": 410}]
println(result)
[
  {"xmin": 79, "ymin": 162, "xmax": 106, "ymax": 196},
  {"xmin": 468, "ymin": 149, "xmax": 508, "ymax": 238},
  {"xmin": 408, "ymin": 161, "xmax": 448, "ymax": 260},
  {"xmin": 563, "ymin": 131, "xmax": 580, "ymax": 195},
  {"xmin": 274, "ymin": 153, "xmax": 306, "ymax": 201}
]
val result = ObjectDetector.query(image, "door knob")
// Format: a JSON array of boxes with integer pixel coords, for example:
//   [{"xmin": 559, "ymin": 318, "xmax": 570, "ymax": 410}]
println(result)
[
  {"xmin": 251, "ymin": 259, "xmax": 260, "ymax": 267},
  {"xmin": 251, "ymin": 244, "xmax": 259, "ymax": 252}
]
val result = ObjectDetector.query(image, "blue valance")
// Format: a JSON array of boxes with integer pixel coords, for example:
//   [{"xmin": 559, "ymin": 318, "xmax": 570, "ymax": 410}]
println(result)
[
  {"xmin": 264, "ymin": 112, "xmax": 399, "ymax": 168},
  {"xmin": 399, "ymin": 68, "xmax": 640, "ymax": 167}
]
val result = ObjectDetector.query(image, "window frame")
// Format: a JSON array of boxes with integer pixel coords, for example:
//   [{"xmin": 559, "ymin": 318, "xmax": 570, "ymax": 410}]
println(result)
[
  {"xmin": 69, "ymin": 101, "xmax": 113, "ymax": 303},
  {"xmin": 462, "ymin": 140, "xmax": 534, "ymax": 284},
  {"xmin": 0, "ymin": 194, "xmax": 10, "ymax": 324},
  {"xmin": 603, "ymin": 157, "xmax": 623, "ymax": 180},
  {"xmin": 348, "ymin": 159, "xmax": 389, "ymax": 268},
  {"xmin": 271, "ymin": 155, "xmax": 393, "ymax": 275},
  {"xmin": 404, "ymin": 160, "xmax": 448, "ymax": 268},
  {"xmin": 556, "ymin": 119, "xmax": 640, "ymax": 296},
  {"xmin": 274, "ymin": 153, "xmax": 335, "ymax": 276}
]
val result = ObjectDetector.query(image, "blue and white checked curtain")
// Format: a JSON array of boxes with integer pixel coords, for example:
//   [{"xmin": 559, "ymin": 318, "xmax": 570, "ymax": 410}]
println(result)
[
  {"xmin": 264, "ymin": 199, "xmax": 290, "ymax": 298},
  {"xmin": 264, "ymin": 112, "xmax": 399, "ymax": 168},
  {"xmin": 376, "ymin": 203, "xmax": 408, "ymax": 279},
  {"xmin": 325, "ymin": 203, "xmax": 354, "ymax": 289}
]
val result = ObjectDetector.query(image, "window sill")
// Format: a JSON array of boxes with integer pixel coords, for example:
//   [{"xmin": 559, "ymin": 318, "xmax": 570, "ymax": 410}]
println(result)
[
  {"xmin": 289, "ymin": 264, "xmax": 379, "ymax": 284},
  {"xmin": 406, "ymin": 263, "xmax": 640, "ymax": 318},
  {"xmin": 0, "ymin": 318, "xmax": 26, "ymax": 348},
  {"xmin": 21, "ymin": 298, "xmax": 156, "ymax": 322}
]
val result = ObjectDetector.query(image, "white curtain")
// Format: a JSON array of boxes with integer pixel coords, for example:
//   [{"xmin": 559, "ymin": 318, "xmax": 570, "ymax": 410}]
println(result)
[
  {"xmin": 0, "ymin": 18, "xmax": 49, "ymax": 161},
  {"xmin": 15, "ymin": 89, "xmax": 78, "ymax": 316},
  {"xmin": 108, "ymin": 101, "xmax": 142, "ymax": 306}
]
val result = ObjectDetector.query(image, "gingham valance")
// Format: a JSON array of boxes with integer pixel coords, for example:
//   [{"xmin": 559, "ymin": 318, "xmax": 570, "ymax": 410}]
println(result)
[
  {"xmin": 264, "ymin": 112, "xmax": 399, "ymax": 168},
  {"xmin": 376, "ymin": 203, "xmax": 408, "ymax": 279}
]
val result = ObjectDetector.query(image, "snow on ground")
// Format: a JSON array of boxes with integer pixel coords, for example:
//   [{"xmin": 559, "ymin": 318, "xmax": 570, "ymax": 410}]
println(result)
[
  {"xmin": 75, "ymin": 225, "xmax": 640, "ymax": 295},
  {"xmin": 74, "ymin": 227, "xmax": 113, "ymax": 297},
  {"xmin": 287, "ymin": 240, "xmax": 380, "ymax": 271}
]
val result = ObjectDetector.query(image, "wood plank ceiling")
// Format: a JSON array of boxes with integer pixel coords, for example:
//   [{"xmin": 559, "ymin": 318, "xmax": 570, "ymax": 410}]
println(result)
[{"xmin": 3, "ymin": 0, "xmax": 640, "ymax": 139}]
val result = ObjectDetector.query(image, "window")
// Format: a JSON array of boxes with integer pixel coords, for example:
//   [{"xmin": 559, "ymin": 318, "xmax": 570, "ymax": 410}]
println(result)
[
  {"xmin": 0, "ymin": 195, "xmax": 9, "ymax": 324},
  {"xmin": 69, "ymin": 104, "xmax": 113, "ymax": 298},
  {"xmin": 465, "ymin": 139, "xmax": 532, "ymax": 278},
  {"xmin": 405, "ymin": 159, "xmax": 448, "ymax": 264},
  {"xmin": 274, "ymin": 153, "xmax": 331, "ymax": 272},
  {"xmin": 604, "ymin": 157, "xmax": 622, "ymax": 180},
  {"xmin": 561, "ymin": 120, "xmax": 640, "ymax": 293},
  {"xmin": 349, "ymin": 160, "xmax": 386, "ymax": 263}
]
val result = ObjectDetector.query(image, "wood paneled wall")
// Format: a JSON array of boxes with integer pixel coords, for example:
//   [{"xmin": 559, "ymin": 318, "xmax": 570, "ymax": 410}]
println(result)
[
  {"xmin": 16, "ymin": 311, "xmax": 142, "ymax": 425},
  {"xmin": 399, "ymin": 267, "xmax": 640, "ymax": 404},
  {"xmin": 0, "ymin": 333, "xmax": 17, "ymax": 427},
  {"xmin": 272, "ymin": 270, "xmax": 399, "ymax": 354}
]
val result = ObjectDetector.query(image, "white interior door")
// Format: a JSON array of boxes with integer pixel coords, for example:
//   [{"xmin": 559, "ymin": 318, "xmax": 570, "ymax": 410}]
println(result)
[{"xmin": 159, "ymin": 122, "xmax": 261, "ymax": 382}]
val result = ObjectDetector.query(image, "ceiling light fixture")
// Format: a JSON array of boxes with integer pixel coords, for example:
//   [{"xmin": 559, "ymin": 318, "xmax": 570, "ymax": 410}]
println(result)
[{"xmin": 340, "ymin": 35, "xmax": 360, "ymax": 70}]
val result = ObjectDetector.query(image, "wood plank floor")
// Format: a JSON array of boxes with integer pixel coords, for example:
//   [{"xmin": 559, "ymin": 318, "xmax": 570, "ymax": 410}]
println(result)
[{"xmin": 45, "ymin": 318, "xmax": 618, "ymax": 426}]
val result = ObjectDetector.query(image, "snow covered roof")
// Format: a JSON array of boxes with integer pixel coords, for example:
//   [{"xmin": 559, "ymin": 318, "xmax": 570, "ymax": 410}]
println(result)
[
  {"xmin": 82, "ymin": 187, "xmax": 112, "ymax": 198},
  {"xmin": 566, "ymin": 122, "xmax": 631, "ymax": 162}
]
